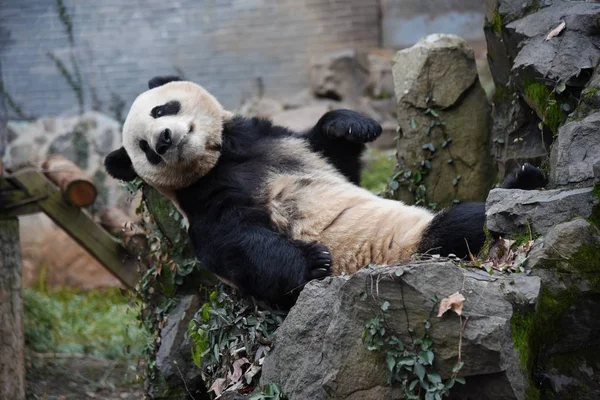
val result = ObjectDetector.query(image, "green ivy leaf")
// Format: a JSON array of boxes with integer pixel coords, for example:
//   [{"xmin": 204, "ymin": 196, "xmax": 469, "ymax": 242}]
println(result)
[
  {"xmin": 422, "ymin": 143, "xmax": 436, "ymax": 152},
  {"xmin": 414, "ymin": 362, "xmax": 426, "ymax": 381},
  {"xmin": 452, "ymin": 361, "xmax": 465, "ymax": 373},
  {"xmin": 381, "ymin": 301, "xmax": 391, "ymax": 312},
  {"xmin": 386, "ymin": 354, "xmax": 396, "ymax": 372},
  {"xmin": 427, "ymin": 371, "xmax": 442, "ymax": 384},
  {"xmin": 409, "ymin": 379, "xmax": 419, "ymax": 391},
  {"xmin": 426, "ymin": 350, "xmax": 434, "ymax": 364}
]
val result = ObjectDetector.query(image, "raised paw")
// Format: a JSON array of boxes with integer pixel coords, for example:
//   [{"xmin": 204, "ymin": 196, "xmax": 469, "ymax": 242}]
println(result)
[
  {"xmin": 502, "ymin": 163, "xmax": 548, "ymax": 190},
  {"xmin": 319, "ymin": 109, "xmax": 382, "ymax": 143}
]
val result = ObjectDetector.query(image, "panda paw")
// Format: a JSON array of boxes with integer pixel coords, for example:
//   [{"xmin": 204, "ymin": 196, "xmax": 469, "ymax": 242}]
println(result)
[
  {"xmin": 320, "ymin": 110, "xmax": 382, "ymax": 143},
  {"xmin": 294, "ymin": 240, "xmax": 332, "ymax": 281},
  {"xmin": 502, "ymin": 163, "xmax": 548, "ymax": 190}
]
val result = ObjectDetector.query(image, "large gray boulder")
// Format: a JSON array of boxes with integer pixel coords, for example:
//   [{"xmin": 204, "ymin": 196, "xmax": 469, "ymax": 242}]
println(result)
[
  {"xmin": 391, "ymin": 34, "xmax": 493, "ymax": 207},
  {"xmin": 525, "ymin": 219, "xmax": 600, "ymax": 399},
  {"xmin": 486, "ymin": 187, "xmax": 599, "ymax": 236},
  {"xmin": 261, "ymin": 263, "xmax": 541, "ymax": 400},
  {"xmin": 550, "ymin": 112, "xmax": 600, "ymax": 188},
  {"xmin": 484, "ymin": 0, "xmax": 600, "ymax": 180},
  {"xmin": 506, "ymin": 3, "xmax": 600, "ymax": 88}
]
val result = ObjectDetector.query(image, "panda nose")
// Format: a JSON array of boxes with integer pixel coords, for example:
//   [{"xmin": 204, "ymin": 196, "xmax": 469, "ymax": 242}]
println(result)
[{"xmin": 156, "ymin": 129, "xmax": 172, "ymax": 155}]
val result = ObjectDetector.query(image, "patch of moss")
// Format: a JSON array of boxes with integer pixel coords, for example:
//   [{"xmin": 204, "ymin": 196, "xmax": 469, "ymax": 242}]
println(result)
[
  {"xmin": 478, "ymin": 225, "xmax": 493, "ymax": 258},
  {"xmin": 582, "ymin": 87, "xmax": 599, "ymax": 97},
  {"xmin": 492, "ymin": 84, "xmax": 511, "ymax": 105},
  {"xmin": 522, "ymin": 1, "xmax": 540, "ymax": 17},
  {"xmin": 533, "ymin": 288, "xmax": 578, "ymax": 350},
  {"xmin": 491, "ymin": 10, "xmax": 503, "ymax": 36},
  {"xmin": 569, "ymin": 242, "xmax": 600, "ymax": 291},
  {"xmin": 511, "ymin": 310, "xmax": 535, "ymax": 371},
  {"xmin": 525, "ymin": 385, "xmax": 541, "ymax": 400},
  {"xmin": 522, "ymin": 80, "xmax": 565, "ymax": 135}
]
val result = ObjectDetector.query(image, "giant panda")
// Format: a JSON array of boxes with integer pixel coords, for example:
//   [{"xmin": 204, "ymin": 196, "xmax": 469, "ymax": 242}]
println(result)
[{"xmin": 105, "ymin": 76, "xmax": 546, "ymax": 307}]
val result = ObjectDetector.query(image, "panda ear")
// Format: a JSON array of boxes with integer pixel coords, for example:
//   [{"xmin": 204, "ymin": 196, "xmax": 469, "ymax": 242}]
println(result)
[
  {"xmin": 104, "ymin": 147, "xmax": 138, "ymax": 182},
  {"xmin": 148, "ymin": 75, "xmax": 183, "ymax": 89}
]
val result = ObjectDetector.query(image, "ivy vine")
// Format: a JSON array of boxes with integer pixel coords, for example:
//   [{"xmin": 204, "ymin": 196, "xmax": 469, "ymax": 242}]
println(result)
[
  {"xmin": 362, "ymin": 274, "xmax": 466, "ymax": 399},
  {"xmin": 386, "ymin": 93, "xmax": 461, "ymax": 209}
]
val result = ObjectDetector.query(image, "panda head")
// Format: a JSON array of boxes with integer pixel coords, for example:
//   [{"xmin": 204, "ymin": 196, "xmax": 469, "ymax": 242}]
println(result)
[{"xmin": 104, "ymin": 76, "xmax": 233, "ymax": 190}]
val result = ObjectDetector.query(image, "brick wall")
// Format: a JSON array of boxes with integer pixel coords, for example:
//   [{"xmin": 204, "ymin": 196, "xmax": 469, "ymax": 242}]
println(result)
[{"xmin": 0, "ymin": 0, "xmax": 380, "ymax": 120}]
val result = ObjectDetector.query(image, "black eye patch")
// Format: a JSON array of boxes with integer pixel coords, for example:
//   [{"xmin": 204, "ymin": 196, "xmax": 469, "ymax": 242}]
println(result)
[
  {"xmin": 139, "ymin": 139, "xmax": 162, "ymax": 165},
  {"xmin": 151, "ymin": 100, "xmax": 181, "ymax": 118}
]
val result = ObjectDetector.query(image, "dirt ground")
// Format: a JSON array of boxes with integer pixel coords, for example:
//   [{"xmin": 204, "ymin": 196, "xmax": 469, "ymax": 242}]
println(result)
[{"xmin": 26, "ymin": 353, "xmax": 144, "ymax": 400}]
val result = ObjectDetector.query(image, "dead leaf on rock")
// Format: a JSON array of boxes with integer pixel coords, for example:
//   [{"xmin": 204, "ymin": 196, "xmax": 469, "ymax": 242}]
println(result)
[
  {"xmin": 209, "ymin": 378, "xmax": 227, "ymax": 396},
  {"xmin": 437, "ymin": 292, "xmax": 465, "ymax": 317},
  {"xmin": 546, "ymin": 21, "xmax": 566, "ymax": 40},
  {"xmin": 227, "ymin": 357, "xmax": 250, "ymax": 384}
]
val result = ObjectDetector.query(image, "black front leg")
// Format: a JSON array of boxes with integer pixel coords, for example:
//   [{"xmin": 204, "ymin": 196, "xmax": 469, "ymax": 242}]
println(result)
[
  {"xmin": 188, "ymin": 218, "xmax": 332, "ymax": 308},
  {"xmin": 306, "ymin": 109, "xmax": 382, "ymax": 184}
]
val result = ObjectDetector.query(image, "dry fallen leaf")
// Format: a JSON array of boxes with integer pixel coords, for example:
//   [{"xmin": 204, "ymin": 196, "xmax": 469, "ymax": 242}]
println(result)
[
  {"xmin": 209, "ymin": 378, "xmax": 227, "ymax": 396},
  {"xmin": 227, "ymin": 357, "xmax": 250, "ymax": 384},
  {"xmin": 546, "ymin": 21, "xmax": 566, "ymax": 40},
  {"xmin": 437, "ymin": 292, "xmax": 465, "ymax": 317}
]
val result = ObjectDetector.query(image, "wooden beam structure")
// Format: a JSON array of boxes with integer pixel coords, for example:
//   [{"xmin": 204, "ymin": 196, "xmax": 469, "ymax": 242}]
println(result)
[{"xmin": 1, "ymin": 166, "xmax": 140, "ymax": 288}]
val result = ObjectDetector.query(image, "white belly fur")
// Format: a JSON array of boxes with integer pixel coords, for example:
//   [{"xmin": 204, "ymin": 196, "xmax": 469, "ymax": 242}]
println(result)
[{"xmin": 264, "ymin": 139, "xmax": 434, "ymax": 274}]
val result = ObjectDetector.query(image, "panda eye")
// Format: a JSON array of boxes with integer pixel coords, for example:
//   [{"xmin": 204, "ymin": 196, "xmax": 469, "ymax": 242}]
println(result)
[
  {"xmin": 151, "ymin": 100, "xmax": 181, "ymax": 118},
  {"xmin": 139, "ymin": 140, "xmax": 150, "ymax": 152}
]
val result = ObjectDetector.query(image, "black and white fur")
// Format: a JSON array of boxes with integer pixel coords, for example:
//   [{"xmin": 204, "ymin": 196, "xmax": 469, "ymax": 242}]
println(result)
[{"xmin": 105, "ymin": 76, "xmax": 546, "ymax": 307}]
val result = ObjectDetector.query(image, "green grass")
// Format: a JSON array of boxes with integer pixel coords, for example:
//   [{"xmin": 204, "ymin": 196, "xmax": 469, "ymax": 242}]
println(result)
[
  {"xmin": 23, "ymin": 287, "xmax": 147, "ymax": 359},
  {"xmin": 361, "ymin": 149, "xmax": 396, "ymax": 193}
]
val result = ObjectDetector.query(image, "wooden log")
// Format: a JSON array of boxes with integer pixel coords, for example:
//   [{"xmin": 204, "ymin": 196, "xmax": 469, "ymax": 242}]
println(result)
[
  {"xmin": 97, "ymin": 207, "xmax": 148, "ymax": 255},
  {"xmin": 0, "ymin": 218, "xmax": 26, "ymax": 400},
  {"xmin": 8, "ymin": 168, "xmax": 139, "ymax": 288},
  {"xmin": 42, "ymin": 154, "xmax": 97, "ymax": 207}
]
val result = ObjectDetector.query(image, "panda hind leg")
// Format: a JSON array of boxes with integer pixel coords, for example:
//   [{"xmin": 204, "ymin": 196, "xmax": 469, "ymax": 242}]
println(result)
[
  {"xmin": 416, "ymin": 202, "xmax": 486, "ymax": 260},
  {"xmin": 502, "ymin": 163, "xmax": 548, "ymax": 190}
]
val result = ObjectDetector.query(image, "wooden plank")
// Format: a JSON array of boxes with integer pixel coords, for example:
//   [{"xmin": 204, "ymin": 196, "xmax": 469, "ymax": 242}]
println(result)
[
  {"xmin": 8, "ymin": 170, "xmax": 140, "ymax": 288},
  {"xmin": 0, "ymin": 179, "xmax": 43, "ymax": 217}
]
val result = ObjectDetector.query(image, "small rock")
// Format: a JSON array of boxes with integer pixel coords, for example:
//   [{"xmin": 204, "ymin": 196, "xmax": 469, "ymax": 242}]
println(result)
[
  {"xmin": 486, "ymin": 187, "xmax": 599, "ymax": 235},
  {"xmin": 309, "ymin": 49, "xmax": 369, "ymax": 102},
  {"xmin": 365, "ymin": 49, "xmax": 395, "ymax": 100},
  {"xmin": 550, "ymin": 112, "xmax": 600, "ymax": 188},
  {"xmin": 155, "ymin": 294, "xmax": 205, "ymax": 393},
  {"xmin": 237, "ymin": 97, "xmax": 284, "ymax": 119},
  {"xmin": 270, "ymin": 104, "xmax": 333, "ymax": 133}
]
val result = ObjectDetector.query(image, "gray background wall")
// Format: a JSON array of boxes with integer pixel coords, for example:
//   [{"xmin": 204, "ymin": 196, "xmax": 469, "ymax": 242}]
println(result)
[
  {"xmin": 0, "ymin": 0, "xmax": 486, "ymax": 122},
  {"xmin": 0, "ymin": 0, "xmax": 381, "ymax": 120}
]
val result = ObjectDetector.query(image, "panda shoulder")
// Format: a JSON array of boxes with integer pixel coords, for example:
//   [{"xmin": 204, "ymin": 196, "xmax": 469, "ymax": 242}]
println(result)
[{"xmin": 224, "ymin": 115, "xmax": 300, "ymax": 141}]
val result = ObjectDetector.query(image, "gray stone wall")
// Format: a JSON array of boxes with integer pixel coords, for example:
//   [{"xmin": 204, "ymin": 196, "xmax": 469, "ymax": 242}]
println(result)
[
  {"xmin": 0, "ymin": 0, "xmax": 380, "ymax": 120},
  {"xmin": 381, "ymin": 0, "xmax": 485, "ymax": 49}
]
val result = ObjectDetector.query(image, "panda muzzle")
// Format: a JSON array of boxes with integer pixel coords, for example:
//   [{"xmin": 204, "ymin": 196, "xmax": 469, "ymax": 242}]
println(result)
[{"xmin": 156, "ymin": 128, "xmax": 172, "ymax": 155}]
